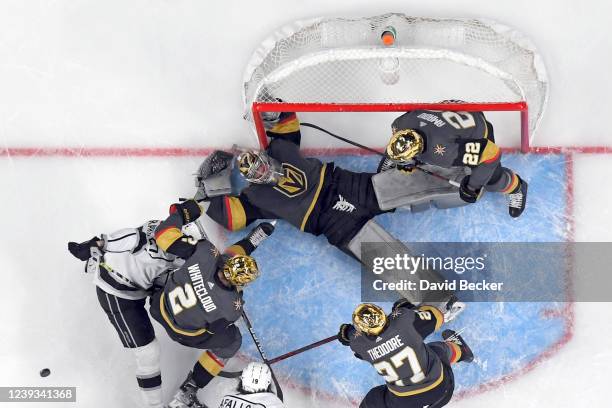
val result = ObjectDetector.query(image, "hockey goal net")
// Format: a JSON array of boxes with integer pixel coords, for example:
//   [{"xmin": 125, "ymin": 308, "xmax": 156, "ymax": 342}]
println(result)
[{"xmin": 243, "ymin": 13, "xmax": 548, "ymax": 153}]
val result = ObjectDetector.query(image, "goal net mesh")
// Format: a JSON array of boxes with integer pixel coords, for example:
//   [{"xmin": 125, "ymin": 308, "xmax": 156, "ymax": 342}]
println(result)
[{"xmin": 242, "ymin": 14, "xmax": 548, "ymax": 149}]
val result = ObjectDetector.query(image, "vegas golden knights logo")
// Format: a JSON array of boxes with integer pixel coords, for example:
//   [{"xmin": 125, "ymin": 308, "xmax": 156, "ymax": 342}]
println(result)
[{"xmin": 274, "ymin": 163, "xmax": 307, "ymax": 197}]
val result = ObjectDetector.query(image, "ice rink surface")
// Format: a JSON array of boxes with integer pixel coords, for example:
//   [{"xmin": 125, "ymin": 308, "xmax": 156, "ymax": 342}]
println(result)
[{"xmin": 1, "ymin": 1, "xmax": 612, "ymax": 407}]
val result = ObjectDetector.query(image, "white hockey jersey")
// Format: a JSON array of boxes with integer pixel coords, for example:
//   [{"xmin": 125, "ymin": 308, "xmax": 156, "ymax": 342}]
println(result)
[
  {"xmin": 218, "ymin": 392, "xmax": 285, "ymax": 408},
  {"xmin": 91, "ymin": 220, "xmax": 184, "ymax": 300}
]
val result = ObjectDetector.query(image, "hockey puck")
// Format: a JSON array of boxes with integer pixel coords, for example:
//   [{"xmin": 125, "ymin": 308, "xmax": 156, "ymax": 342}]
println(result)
[{"xmin": 39, "ymin": 368, "xmax": 51, "ymax": 377}]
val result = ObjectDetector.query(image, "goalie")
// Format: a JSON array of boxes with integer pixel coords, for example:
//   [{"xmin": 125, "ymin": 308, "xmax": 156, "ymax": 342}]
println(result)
[
  {"xmin": 194, "ymin": 111, "xmax": 464, "ymax": 309},
  {"xmin": 379, "ymin": 108, "xmax": 528, "ymax": 217}
]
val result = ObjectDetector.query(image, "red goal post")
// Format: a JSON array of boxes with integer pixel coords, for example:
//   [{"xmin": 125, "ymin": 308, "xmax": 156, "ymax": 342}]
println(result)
[{"xmin": 244, "ymin": 14, "xmax": 547, "ymax": 154}]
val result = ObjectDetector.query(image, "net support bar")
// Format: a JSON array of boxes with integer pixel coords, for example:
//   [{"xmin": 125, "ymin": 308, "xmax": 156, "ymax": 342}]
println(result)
[{"xmin": 252, "ymin": 102, "xmax": 529, "ymax": 153}]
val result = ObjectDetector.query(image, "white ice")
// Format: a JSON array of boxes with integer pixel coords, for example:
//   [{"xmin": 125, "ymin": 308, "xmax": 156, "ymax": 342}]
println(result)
[{"xmin": 1, "ymin": 1, "xmax": 612, "ymax": 407}]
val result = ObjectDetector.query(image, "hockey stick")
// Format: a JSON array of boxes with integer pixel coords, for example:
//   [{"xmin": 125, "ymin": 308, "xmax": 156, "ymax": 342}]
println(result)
[
  {"xmin": 300, "ymin": 122, "xmax": 460, "ymax": 188},
  {"xmin": 217, "ymin": 334, "xmax": 337, "ymax": 379},
  {"xmin": 241, "ymin": 308, "xmax": 285, "ymax": 401},
  {"xmin": 301, "ymin": 122, "xmax": 384, "ymax": 156},
  {"xmin": 268, "ymin": 334, "xmax": 337, "ymax": 364}
]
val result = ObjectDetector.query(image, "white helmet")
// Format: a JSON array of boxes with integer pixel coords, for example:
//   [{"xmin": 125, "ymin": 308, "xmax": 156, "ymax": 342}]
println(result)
[
  {"xmin": 240, "ymin": 362, "xmax": 272, "ymax": 393},
  {"xmin": 237, "ymin": 150, "xmax": 283, "ymax": 185}
]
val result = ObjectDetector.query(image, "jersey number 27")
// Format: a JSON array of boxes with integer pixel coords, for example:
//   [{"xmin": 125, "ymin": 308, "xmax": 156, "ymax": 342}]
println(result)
[{"xmin": 373, "ymin": 346, "xmax": 426, "ymax": 386}]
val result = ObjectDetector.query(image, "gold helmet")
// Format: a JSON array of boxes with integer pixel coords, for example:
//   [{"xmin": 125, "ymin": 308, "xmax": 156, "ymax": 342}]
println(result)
[
  {"xmin": 352, "ymin": 303, "xmax": 387, "ymax": 336},
  {"xmin": 386, "ymin": 129, "xmax": 424, "ymax": 161},
  {"xmin": 223, "ymin": 255, "xmax": 260, "ymax": 287}
]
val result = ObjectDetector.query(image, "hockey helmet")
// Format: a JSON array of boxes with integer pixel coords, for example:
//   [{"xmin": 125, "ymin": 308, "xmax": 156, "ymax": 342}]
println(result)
[
  {"xmin": 386, "ymin": 129, "xmax": 424, "ymax": 161},
  {"xmin": 223, "ymin": 255, "xmax": 260, "ymax": 287},
  {"xmin": 352, "ymin": 303, "xmax": 388, "ymax": 336},
  {"xmin": 237, "ymin": 150, "xmax": 283, "ymax": 185},
  {"xmin": 240, "ymin": 362, "xmax": 272, "ymax": 393}
]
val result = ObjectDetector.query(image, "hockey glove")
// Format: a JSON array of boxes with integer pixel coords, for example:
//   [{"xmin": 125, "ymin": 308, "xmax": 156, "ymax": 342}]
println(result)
[
  {"xmin": 392, "ymin": 298, "xmax": 416, "ymax": 313},
  {"xmin": 337, "ymin": 324, "xmax": 353, "ymax": 346},
  {"xmin": 68, "ymin": 237, "xmax": 101, "ymax": 261},
  {"xmin": 459, "ymin": 176, "xmax": 483, "ymax": 204},
  {"xmin": 261, "ymin": 98, "xmax": 284, "ymax": 129},
  {"xmin": 197, "ymin": 150, "xmax": 234, "ymax": 182},
  {"xmin": 397, "ymin": 162, "xmax": 416, "ymax": 174},
  {"xmin": 170, "ymin": 199, "xmax": 202, "ymax": 224},
  {"xmin": 194, "ymin": 150, "xmax": 235, "ymax": 200},
  {"xmin": 376, "ymin": 156, "xmax": 415, "ymax": 174}
]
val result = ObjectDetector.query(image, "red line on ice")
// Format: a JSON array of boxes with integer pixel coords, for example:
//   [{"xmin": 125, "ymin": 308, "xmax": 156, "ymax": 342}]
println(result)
[
  {"xmin": 2, "ymin": 145, "xmax": 612, "ymax": 157},
  {"xmin": 0, "ymin": 147, "xmax": 216, "ymax": 157}
]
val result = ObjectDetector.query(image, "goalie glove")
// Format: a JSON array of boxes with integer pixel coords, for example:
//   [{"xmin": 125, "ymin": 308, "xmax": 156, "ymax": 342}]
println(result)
[
  {"xmin": 197, "ymin": 150, "xmax": 234, "ymax": 181},
  {"xmin": 195, "ymin": 150, "xmax": 234, "ymax": 200}
]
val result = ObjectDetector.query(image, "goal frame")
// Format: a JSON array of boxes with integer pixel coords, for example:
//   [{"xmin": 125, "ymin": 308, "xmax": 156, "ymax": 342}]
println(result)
[{"xmin": 252, "ymin": 101, "xmax": 529, "ymax": 153}]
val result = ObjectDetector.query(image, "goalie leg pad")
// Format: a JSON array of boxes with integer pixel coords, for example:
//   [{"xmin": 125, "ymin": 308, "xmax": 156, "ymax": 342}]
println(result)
[
  {"xmin": 372, "ymin": 166, "xmax": 469, "ymax": 211},
  {"xmin": 347, "ymin": 220, "xmax": 454, "ymax": 304}
]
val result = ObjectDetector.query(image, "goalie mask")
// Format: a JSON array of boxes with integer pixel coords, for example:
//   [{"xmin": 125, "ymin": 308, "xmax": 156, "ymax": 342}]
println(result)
[
  {"xmin": 386, "ymin": 129, "xmax": 424, "ymax": 162},
  {"xmin": 223, "ymin": 255, "xmax": 260, "ymax": 287},
  {"xmin": 237, "ymin": 150, "xmax": 283, "ymax": 185},
  {"xmin": 352, "ymin": 303, "xmax": 387, "ymax": 336},
  {"xmin": 240, "ymin": 362, "xmax": 272, "ymax": 393}
]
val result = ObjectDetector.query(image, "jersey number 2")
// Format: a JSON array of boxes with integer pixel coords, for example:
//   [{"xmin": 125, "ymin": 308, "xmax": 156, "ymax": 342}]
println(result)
[
  {"xmin": 442, "ymin": 111, "xmax": 476, "ymax": 129},
  {"xmin": 169, "ymin": 284, "xmax": 197, "ymax": 315},
  {"xmin": 373, "ymin": 346, "xmax": 425, "ymax": 386}
]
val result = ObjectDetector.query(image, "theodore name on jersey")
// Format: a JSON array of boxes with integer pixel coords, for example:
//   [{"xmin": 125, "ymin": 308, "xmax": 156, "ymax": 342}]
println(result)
[
  {"xmin": 367, "ymin": 335, "xmax": 405, "ymax": 360},
  {"xmin": 187, "ymin": 263, "xmax": 217, "ymax": 313}
]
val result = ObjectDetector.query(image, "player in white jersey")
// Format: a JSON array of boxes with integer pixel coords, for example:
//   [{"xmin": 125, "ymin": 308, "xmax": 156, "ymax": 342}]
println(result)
[
  {"xmin": 218, "ymin": 363, "xmax": 284, "ymax": 408},
  {"xmin": 68, "ymin": 217, "xmax": 207, "ymax": 408},
  {"xmin": 90, "ymin": 220, "xmax": 185, "ymax": 299}
]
